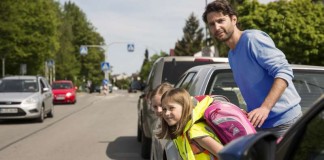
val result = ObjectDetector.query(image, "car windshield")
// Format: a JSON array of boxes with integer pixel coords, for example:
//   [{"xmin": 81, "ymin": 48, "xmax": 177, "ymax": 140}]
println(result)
[
  {"xmin": 52, "ymin": 82, "xmax": 72, "ymax": 89},
  {"xmin": 0, "ymin": 79, "xmax": 38, "ymax": 92}
]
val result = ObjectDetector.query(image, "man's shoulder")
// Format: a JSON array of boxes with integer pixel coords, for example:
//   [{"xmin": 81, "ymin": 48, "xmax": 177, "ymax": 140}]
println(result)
[
  {"xmin": 242, "ymin": 29, "xmax": 272, "ymax": 43},
  {"xmin": 243, "ymin": 29, "xmax": 265, "ymax": 37}
]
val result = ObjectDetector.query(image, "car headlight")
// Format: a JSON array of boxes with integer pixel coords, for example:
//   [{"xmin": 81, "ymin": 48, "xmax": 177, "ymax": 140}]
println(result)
[
  {"xmin": 23, "ymin": 96, "xmax": 38, "ymax": 104},
  {"xmin": 66, "ymin": 92, "xmax": 72, "ymax": 97}
]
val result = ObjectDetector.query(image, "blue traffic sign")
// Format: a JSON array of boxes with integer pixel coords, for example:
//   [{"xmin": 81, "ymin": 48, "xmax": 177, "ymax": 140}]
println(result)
[
  {"xmin": 102, "ymin": 79, "xmax": 109, "ymax": 85},
  {"xmin": 127, "ymin": 43, "xmax": 135, "ymax": 52},
  {"xmin": 101, "ymin": 62, "xmax": 110, "ymax": 71},
  {"xmin": 80, "ymin": 46, "xmax": 88, "ymax": 55}
]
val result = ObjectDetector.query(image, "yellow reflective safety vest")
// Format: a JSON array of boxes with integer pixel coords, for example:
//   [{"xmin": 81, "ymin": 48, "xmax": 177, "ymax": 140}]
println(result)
[{"xmin": 173, "ymin": 96, "xmax": 221, "ymax": 160}]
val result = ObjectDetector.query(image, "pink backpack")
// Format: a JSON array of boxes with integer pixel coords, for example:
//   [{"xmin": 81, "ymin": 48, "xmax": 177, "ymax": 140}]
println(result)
[{"xmin": 196, "ymin": 95, "xmax": 257, "ymax": 145}]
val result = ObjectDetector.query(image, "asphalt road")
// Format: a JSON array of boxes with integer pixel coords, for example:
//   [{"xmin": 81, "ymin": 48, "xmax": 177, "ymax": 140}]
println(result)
[{"xmin": 0, "ymin": 90, "xmax": 145, "ymax": 160}]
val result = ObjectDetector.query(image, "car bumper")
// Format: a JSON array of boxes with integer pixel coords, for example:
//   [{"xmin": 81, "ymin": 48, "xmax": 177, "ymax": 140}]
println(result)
[
  {"xmin": 53, "ymin": 95, "xmax": 76, "ymax": 104},
  {"xmin": 0, "ymin": 103, "xmax": 41, "ymax": 119}
]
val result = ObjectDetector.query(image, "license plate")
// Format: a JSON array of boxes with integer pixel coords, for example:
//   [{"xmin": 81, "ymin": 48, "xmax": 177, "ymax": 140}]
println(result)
[
  {"xmin": 56, "ymin": 96, "xmax": 65, "ymax": 100},
  {"xmin": 0, "ymin": 108, "xmax": 18, "ymax": 113}
]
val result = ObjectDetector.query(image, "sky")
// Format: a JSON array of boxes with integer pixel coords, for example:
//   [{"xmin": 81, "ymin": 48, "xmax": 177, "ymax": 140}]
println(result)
[{"xmin": 58, "ymin": 0, "xmax": 272, "ymax": 76}]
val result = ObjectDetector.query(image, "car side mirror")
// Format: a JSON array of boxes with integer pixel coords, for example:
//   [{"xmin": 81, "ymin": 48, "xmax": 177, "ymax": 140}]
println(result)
[
  {"xmin": 75, "ymin": 86, "xmax": 78, "ymax": 90},
  {"xmin": 218, "ymin": 131, "xmax": 277, "ymax": 160},
  {"xmin": 43, "ymin": 87, "xmax": 49, "ymax": 92}
]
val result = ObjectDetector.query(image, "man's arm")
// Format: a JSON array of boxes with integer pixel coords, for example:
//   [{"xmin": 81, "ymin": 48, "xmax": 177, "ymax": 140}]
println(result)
[{"xmin": 248, "ymin": 78, "xmax": 287, "ymax": 128}]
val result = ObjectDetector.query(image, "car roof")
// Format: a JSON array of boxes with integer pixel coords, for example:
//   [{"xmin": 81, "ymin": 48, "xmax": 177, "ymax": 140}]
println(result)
[
  {"xmin": 2, "ymin": 75, "xmax": 39, "ymax": 80},
  {"xmin": 185, "ymin": 63, "xmax": 324, "ymax": 72},
  {"xmin": 290, "ymin": 64, "xmax": 324, "ymax": 70},
  {"xmin": 185, "ymin": 63, "xmax": 231, "ymax": 71},
  {"xmin": 53, "ymin": 80, "xmax": 73, "ymax": 83},
  {"xmin": 155, "ymin": 56, "xmax": 229, "ymax": 63}
]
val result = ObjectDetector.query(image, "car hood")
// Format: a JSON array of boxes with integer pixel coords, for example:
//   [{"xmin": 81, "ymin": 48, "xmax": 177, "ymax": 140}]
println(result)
[
  {"xmin": 52, "ymin": 89, "xmax": 75, "ymax": 94},
  {"xmin": 0, "ymin": 92, "xmax": 38, "ymax": 101}
]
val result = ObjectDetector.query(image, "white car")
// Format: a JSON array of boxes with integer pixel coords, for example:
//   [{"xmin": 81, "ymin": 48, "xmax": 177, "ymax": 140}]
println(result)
[{"xmin": 0, "ymin": 76, "xmax": 54, "ymax": 122}]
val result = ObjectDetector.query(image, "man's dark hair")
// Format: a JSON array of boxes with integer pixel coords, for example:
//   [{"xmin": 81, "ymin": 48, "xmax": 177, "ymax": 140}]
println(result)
[{"xmin": 202, "ymin": 0, "xmax": 237, "ymax": 23}]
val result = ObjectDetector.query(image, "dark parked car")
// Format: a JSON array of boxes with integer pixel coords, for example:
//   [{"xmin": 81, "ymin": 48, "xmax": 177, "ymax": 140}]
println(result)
[
  {"xmin": 218, "ymin": 95, "xmax": 324, "ymax": 160},
  {"xmin": 137, "ymin": 56, "xmax": 228, "ymax": 159},
  {"xmin": 128, "ymin": 80, "xmax": 143, "ymax": 93},
  {"xmin": 89, "ymin": 84, "xmax": 101, "ymax": 93}
]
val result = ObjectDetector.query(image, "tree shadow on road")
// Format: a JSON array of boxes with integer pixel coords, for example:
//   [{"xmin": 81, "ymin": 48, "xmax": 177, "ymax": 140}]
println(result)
[{"xmin": 106, "ymin": 136, "xmax": 146, "ymax": 160}]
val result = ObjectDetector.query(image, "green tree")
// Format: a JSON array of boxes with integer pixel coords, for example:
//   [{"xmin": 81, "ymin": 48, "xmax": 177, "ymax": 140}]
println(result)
[
  {"xmin": 55, "ymin": 8, "xmax": 79, "ymax": 81},
  {"xmin": 174, "ymin": 13, "xmax": 204, "ymax": 56},
  {"xmin": 61, "ymin": 2, "xmax": 105, "ymax": 85},
  {"xmin": 238, "ymin": 0, "xmax": 324, "ymax": 66},
  {"xmin": 0, "ymin": 0, "xmax": 61, "ymax": 76}
]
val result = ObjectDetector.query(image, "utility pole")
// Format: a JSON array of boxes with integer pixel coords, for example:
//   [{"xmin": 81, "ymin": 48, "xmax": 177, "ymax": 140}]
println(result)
[{"xmin": 2, "ymin": 57, "xmax": 5, "ymax": 78}]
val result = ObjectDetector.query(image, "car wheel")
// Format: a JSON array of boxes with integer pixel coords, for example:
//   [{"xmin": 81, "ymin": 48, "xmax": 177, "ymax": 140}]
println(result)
[
  {"xmin": 137, "ymin": 124, "xmax": 142, "ymax": 142},
  {"xmin": 36, "ymin": 106, "xmax": 45, "ymax": 123},
  {"xmin": 141, "ymin": 133, "xmax": 151, "ymax": 159},
  {"xmin": 47, "ymin": 107, "xmax": 54, "ymax": 118}
]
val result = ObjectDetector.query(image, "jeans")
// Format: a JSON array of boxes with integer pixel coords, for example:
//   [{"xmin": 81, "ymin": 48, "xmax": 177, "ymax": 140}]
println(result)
[{"xmin": 257, "ymin": 113, "xmax": 302, "ymax": 138}]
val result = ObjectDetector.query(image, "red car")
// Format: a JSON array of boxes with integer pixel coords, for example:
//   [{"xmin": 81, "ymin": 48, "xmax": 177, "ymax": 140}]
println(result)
[{"xmin": 52, "ymin": 80, "xmax": 77, "ymax": 104}]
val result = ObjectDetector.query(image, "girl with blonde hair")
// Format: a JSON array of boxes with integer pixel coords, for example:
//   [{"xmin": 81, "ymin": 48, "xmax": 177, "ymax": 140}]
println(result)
[{"xmin": 158, "ymin": 88, "xmax": 223, "ymax": 160}]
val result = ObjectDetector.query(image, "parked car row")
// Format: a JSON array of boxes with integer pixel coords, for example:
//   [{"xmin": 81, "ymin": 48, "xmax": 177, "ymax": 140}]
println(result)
[
  {"xmin": 0, "ymin": 76, "xmax": 79, "ymax": 123},
  {"xmin": 137, "ymin": 56, "xmax": 324, "ymax": 160}
]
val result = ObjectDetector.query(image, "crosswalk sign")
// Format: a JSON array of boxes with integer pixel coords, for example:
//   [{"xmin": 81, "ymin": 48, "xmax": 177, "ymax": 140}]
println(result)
[
  {"xmin": 80, "ymin": 46, "xmax": 88, "ymax": 55},
  {"xmin": 127, "ymin": 43, "xmax": 135, "ymax": 52},
  {"xmin": 101, "ymin": 62, "xmax": 110, "ymax": 71}
]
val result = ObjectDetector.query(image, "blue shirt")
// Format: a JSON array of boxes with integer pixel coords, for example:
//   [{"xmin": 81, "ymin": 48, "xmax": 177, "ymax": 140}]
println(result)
[{"xmin": 228, "ymin": 30, "xmax": 302, "ymax": 128}]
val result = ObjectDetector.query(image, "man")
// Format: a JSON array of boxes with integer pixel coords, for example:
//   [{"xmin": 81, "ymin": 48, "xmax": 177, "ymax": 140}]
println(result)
[{"xmin": 202, "ymin": 0, "xmax": 302, "ymax": 137}]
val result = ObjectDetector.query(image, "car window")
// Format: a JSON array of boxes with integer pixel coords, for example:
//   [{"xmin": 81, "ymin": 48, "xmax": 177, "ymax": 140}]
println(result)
[
  {"xmin": 147, "ymin": 62, "xmax": 157, "ymax": 90},
  {"xmin": 52, "ymin": 82, "xmax": 72, "ymax": 89},
  {"xmin": 293, "ymin": 71, "xmax": 324, "ymax": 111},
  {"xmin": 292, "ymin": 108, "xmax": 324, "ymax": 160},
  {"xmin": 207, "ymin": 71, "xmax": 247, "ymax": 110},
  {"xmin": 0, "ymin": 79, "xmax": 38, "ymax": 92},
  {"xmin": 162, "ymin": 61, "xmax": 217, "ymax": 85},
  {"xmin": 40, "ymin": 79, "xmax": 47, "ymax": 91},
  {"xmin": 176, "ymin": 72, "xmax": 196, "ymax": 91},
  {"xmin": 23, "ymin": 80, "xmax": 38, "ymax": 92}
]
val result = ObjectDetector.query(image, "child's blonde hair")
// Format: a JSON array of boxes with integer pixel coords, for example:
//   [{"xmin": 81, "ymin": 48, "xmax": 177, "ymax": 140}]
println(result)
[
  {"xmin": 150, "ymin": 82, "xmax": 173, "ymax": 100},
  {"xmin": 157, "ymin": 88, "xmax": 194, "ymax": 139}
]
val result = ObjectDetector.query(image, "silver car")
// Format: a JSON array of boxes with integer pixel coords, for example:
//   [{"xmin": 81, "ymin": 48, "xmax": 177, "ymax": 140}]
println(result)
[
  {"xmin": 0, "ymin": 76, "xmax": 54, "ymax": 122},
  {"xmin": 163, "ymin": 63, "xmax": 324, "ymax": 158}
]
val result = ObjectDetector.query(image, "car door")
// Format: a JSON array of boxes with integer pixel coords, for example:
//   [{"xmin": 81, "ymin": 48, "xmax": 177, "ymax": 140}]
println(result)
[
  {"xmin": 40, "ymin": 78, "xmax": 52, "ymax": 111},
  {"xmin": 276, "ymin": 96, "xmax": 324, "ymax": 160}
]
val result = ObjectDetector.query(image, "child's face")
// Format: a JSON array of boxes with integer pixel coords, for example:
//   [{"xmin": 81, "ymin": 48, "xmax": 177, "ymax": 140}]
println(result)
[
  {"xmin": 151, "ymin": 95, "xmax": 163, "ymax": 117},
  {"xmin": 162, "ymin": 101, "xmax": 182, "ymax": 126}
]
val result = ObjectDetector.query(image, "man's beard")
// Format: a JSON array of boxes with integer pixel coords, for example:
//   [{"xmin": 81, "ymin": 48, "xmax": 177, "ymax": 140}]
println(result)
[{"xmin": 216, "ymin": 28, "xmax": 234, "ymax": 42}]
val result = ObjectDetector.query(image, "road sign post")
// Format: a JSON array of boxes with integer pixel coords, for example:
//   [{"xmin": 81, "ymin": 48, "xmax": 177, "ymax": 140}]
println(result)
[{"xmin": 80, "ymin": 42, "xmax": 134, "ymax": 94}]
